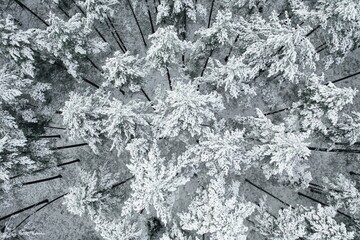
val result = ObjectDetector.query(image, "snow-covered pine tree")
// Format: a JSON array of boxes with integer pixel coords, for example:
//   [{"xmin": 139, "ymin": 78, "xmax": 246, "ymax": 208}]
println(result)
[
  {"xmin": 179, "ymin": 175, "xmax": 255, "ymax": 240},
  {"xmin": 35, "ymin": 12, "xmax": 107, "ymax": 78},
  {"xmin": 153, "ymin": 81, "xmax": 224, "ymax": 138},
  {"xmin": 101, "ymin": 51, "xmax": 145, "ymax": 92},
  {"xmin": 122, "ymin": 143, "xmax": 189, "ymax": 225},
  {"xmin": 254, "ymin": 199, "xmax": 355, "ymax": 240},
  {"xmin": 241, "ymin": 109, "xmax": 312, "ymax": 188},
  {"xmin": 322, "ymin": 174, "xmax": 360, "ymax": 216},
  {"xmin": 290, "ymin": 0, "xmax": 360, "ymax": 67}
]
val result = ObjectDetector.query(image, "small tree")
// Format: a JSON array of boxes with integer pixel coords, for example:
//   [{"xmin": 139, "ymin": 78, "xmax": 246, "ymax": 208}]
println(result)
[
  {"xmin": 156, "ymin": 0, "xmax": 206, "ymax": 24},
  {"xmin": 181, "ymin": 121, "xmax": 251, "ymax": 176},
  {"xmin": 36, "ymin": 13, "xmax": 107, "ymax": 78},
  {"xmin": 254, "ymin": 200, "xmax": 355, "ymax": 240},
  {"xmin": 77, "ymin": 0, "xmax": 118, "ymax": 25},
  {"xmin": 153, "ymin": 81, "xmax": 224, "ymax": 138},
  {"xmin": 101, "ymin": 51, "xmax": 145, "ymax": 92},
  {"xmin": 98, "ymin": 98, "xmax": 150, "ymax": 155},
  {"xmin": 201, "ymin": 56, "xmax": 257, "ymax": 99},
  {"xmin": 323, "ymin": 174, "xmax": 360, "ymax": 216},
  {"xmin": 293, "ymin": 74, "xmax": 357, "ymax": 134},
  {"xmin": 61, "ymin": 90, "xmax": 104, "ymax": 153},
  {"xmin": 290, "ymin": 0, "xmax": 360, "ymax": 67},
  {"xmin": 0, "ymin": 15, "xmax": 36, "ymax": 77},
  {"xmin": 146, "ymin": 25, "xmax": 188, "ymax": 89},
  {"xmin": 242, "ymin": 109, "xmax": 312, "ymax": 188},
  {"xmin": 179, "ymin": 175, "xmax": 255, "ymax": 239},
  {"xmin": 122, "ymin": 143, "xmax": 189, "ymax": 225}
]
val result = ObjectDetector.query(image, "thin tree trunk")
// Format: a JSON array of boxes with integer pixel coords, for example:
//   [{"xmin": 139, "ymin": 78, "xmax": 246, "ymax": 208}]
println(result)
[
  {"xmin": 107, "ymin": 16, "xmax": 128, "ymax": 52},
  {"xmin": 27, "ymin": 135, "xmax": 61, "ymax": 139},
  {"xmin": 245, "ymin": 179, "xmax": 290, "ymax": 207},
  {"xmin": 104, "ymin": 19, "xmax": 126, "ymax": 53},
  {"xmin": 298, "ymin": 192, "xmax": 353, "ymax": 220},
  {"xmin": 15, "ymin": 193, "xmax": 68, "ymax": 229},
  {"xmin": 86, "ymin": 56, "xmax": 103, "ymax": 73},
  {"xmin": 141, "ymin": 87, "xmax": 152, "ymax": 102},
  {"xmin": 305, "ymin": 25, "xmax": 321, "ymax": 37},
  {"xmin": 126, "ymin": 0, "xmax": 147, "ymax": 47},
  {"xmin": 0, "ymin": 199, "xmax": 49, "ymax": 221},
  {"xmin": 10, "ymin": 159, "xmax": 80, "ymax": 179},
  {"xmin": 14, "ymin": 0, "xmax": 49, "ymax": 27},
  {"xmin": 331, "ymin": 70, "xmax": 360, "ymax": 84},
  {"xmin": 207, "ymin": 0, "xmax": 216, "ymax": 28},
  {"xmin": 51, "ymin": 143, "xmax": 88, "ymax": 150},
  {"xmin": 308, "ymin": 146, "xmax": 360, "ymax": 154},
  {"xmin": 22, "ymin": 175, "xmax": 62, "ymax": 186},
  {"xmin": 82, "ymin": 76, "xmax": 100, "ymax": 88},
  {"xmin": 68, "ymin": 0, "xmax": 109, "ymax": 44},
  {"xmin": 166, "ymin": 68, "xmax": 173, "ymax": 90},
  {"xmin": 44, "ymin": 125, "xmax": 66, "ymax": 130},
  {"xmin": 145, "ymin": 0, "xmax": 155, "ymax": 34},
  {"xmin": 200, "ymin": 50, "xmax": 213, "ymax": 77},
  {"xmin": 111, "ymin": 176, "xmax": 134, "ymax": 189},
  {"xmin": 153, "ymin": 0, "xmax": 158, "ymax": 13},
  {"xmin": 225, "ymin": 34, "xmax": 239, "ymax": 62}
]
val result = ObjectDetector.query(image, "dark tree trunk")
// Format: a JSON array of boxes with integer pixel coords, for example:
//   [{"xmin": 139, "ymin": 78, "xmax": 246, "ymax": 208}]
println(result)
[
  {"xmin": 308, "ymin": 146, "xmax": 360, "ymax": 154},
  {"xmin": 44, "ymin": 125, "xmax": 66, "ymax": 130},
  {"xmin": 298, "ymin": 192, "xmax": 353, "ymax": 220},
  {"xmin": 51, "ymin": 143, "xmax": 88, "ymax": 150},
  {"xmin": 14, "ymin": 0, "xmax": 49, "ymax": 27},
  {"xmin": 126, "ymin": 0, "xmax": 147, "ymax": 47},
  {"xmin": 15, "ymin": 193, "xmax": 68, "ymax": 229},
  {"xmin": 166, "ymin": 68, "xmax": 173, "ymax": 90},
  {"xmin": 141, "ymin": 87, "xmax": 152, "ymax": 102},
  {"xmin": 107, "ymin": 16, "xmax": 128, "ymax": 52},
  {"xmin": 331, "ymin": 70, "xmax": 360, "ymax": 84},
  {"xmin": 245, "ymin": 179, "xmax": 290, "ymax": 207},
  {"xmin": 145, "ymin": 0, "xmax": 155, "ymax": 34},
  {"xmin": 200, "ymin": 50, "xmax": 213, "ymax": 77},
  {"xmin": 104, "ymin": 19, "xmax": 126, "ymax": 53},
  {"xmin": 0, "ymin": 199, "xmax": 49, "ymax": 221},
  {"xmin": 224, "ymin": 34, "xmax": 239, "ymax": 62},
  {"xmin": 28, "ymin": 135, "xmax": 61, "ymax": 139},
  {"xmin": 10, "ymin": 159, "xmax": 80, "ymax": 179},
  {"xmin": 22, "ymin": 175, "xmax": 62, "ymax": 186},
  {"xmin": 305, "ymin": 25, "xmax": 321, "ymax": 37},
  {"xmin": 207, "ymin": 0, "xmax": 216, "ymax": 28}
]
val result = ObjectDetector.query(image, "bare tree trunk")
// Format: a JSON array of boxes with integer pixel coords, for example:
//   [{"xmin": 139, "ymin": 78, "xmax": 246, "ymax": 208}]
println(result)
[
  {"xmin": 308, "ymin": 146, "xmax": 360, "ymax": 154},
  {"xmin": 207, "ymin": 0, "xmax": 216, "ymax": 28},
  {"xmin": 14, "ymin": 0, "xmax": 49, "ymax": 27},
  {"xmin": 166, "ymin": 68, "xmax": 173, "ymax": 90},
  {"xmin": 22, "ymin": 175, "xmax": 62, "ymax": 186},
  {"xmin": 305, "ymin": 25, "xmax": 321, "ymax": 37},
  {"xmin": 0, "ymin": 199, "xmax": 49, "ymax": 221},
  {"xmin": 145, "ymin": 0, "xmax": 155, "ymax": 34},
  {"xmin": 28, "ymin": 135, "xmax": 61, "ymax": 139},
  {"xmin": 126, "ymin": 0, "xmax": 147, "ymax": 47},
  {"xmin": 298, "ymin": 192, "xmax": 353, "ymax": 220},
  {"xmin": 15, "ymin": 193, "xmax": 68, "ymax": 229},
  {"xmin": 51, "ymin": 143, "xmax": 88, "ymax": 150},
  {"xmin": 245, "ymin": 179, "xmax": 290, "ymax": 207},
  {"xmin": 107, "ymin": 16, "xmax": 128, "ymax": 52}
]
